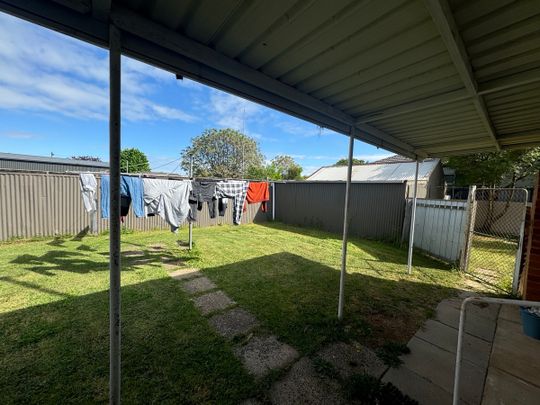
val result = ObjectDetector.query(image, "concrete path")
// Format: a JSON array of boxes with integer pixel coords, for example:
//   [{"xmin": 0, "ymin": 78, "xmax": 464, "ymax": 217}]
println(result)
[
  {"xmin": 162, "ymin": 255, "xmax": 389, "ymax": 404},
  {"xmin": 383, "ymin": 294, "xmax": 500, "ymax": 405}
]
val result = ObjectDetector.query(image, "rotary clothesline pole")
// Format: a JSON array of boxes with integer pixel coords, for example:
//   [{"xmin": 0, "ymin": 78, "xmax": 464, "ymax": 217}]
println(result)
[
  {"xmin": 407, "ymin": 159, "xmax": 420, "ymax": 275},
  {"xmin": 188, "ymin": 155, "xmax": 193, "ymax": 250}
]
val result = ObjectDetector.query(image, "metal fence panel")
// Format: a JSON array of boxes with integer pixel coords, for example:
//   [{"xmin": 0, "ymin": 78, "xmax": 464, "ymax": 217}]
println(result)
[
  {"xmin": 274, "ymin": 182, "xmax": 407, "ymax": 241},
  {"xmin": 403, "ymin": 199, "xmax": 469, "ymax": 263},
  {"xmin": 0, "ymin": 172, "xmax": 266, "ymax": 241}
]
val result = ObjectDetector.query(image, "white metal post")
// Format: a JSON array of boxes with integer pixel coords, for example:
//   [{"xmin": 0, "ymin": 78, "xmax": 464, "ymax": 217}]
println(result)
[
  {"xmin": 338, "ymin": 127, "xmax": 355, "ymax": 320},
  {"xmin": 512, "ymin": 189, "xmax": 528, "ymax": 294},
  {"xmin": 188, "ymin": 155, "xmax": 193, "ymax": 250},
  {"xmin": 272, "ymin": 182, "xmax": 276, "ymax": 221},
  {"xmin": 109, "ymin": 24, "xmax": 122, "ymax": 405},
  {"xmin": 407, "ymin": 160, "xmax": 420, "ymax": 274}
]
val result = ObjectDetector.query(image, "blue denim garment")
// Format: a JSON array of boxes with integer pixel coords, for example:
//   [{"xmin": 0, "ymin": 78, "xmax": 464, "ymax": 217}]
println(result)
[{"xmin": 100, "ymin": 175, "xmax": 145, "ymax": 218}]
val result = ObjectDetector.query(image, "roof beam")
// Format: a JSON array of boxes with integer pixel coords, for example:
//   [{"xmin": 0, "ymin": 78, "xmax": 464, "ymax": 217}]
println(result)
[
  {"xmin": 92, "ymin": 0, "xmax": 110, "ymax": 21},
  {"xmin": 424, "ymin": 0, "xmax": 500, "ymax": 151}
]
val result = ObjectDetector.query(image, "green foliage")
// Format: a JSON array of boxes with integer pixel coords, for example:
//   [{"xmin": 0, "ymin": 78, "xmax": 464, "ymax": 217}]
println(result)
[
  {"xmin": 345, "ymin": 374, "xmax": 418, "ymax": 405},
  {"xmin": 334, "ymin": 158, "xmax": 366, "ymax": 166},
  {"xmin": 270, "ymin": 155, "xmax": 303, "ymax": 180},
  {"xmin": 181, "ymin": 128, "xmax": 264, "ymax": 178},
  {"xmin": 120, "ymin": 148, "xmax": 150, "ymax": 173},
  {"xmin": 446, "ymin": 148, "xmax": 540, "ymax": 187},
  {"xmin": 376, "ymin": 342, "xmax": 411, "ymax": 367}
]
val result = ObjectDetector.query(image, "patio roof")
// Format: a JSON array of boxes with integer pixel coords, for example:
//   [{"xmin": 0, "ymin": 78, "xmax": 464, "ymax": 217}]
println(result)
[{"xmin": 1, "ymin": 0, "xmax": 539, "ymax": 159}]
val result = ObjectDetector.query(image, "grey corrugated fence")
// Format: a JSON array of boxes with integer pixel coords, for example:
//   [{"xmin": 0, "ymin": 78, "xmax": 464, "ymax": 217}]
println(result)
[
  {"xmin": 0, "ymin": 171, "xmax": 265, "ymax": 241},
  {"xmin": 273, "ymin": 181, "xmax": 407, "ymax": 241}
]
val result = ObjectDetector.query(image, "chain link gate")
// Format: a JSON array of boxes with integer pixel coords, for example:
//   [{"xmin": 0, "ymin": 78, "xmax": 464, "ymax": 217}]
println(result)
[{"xmin": 464, "ymin": 188, "xmax": 528, "ymax": 294}]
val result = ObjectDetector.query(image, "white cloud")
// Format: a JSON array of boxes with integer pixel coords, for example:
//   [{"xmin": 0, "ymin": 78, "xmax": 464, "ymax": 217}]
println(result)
[
  {"xmin": 207, "ymin": 90, "xmax": 262, "ymax": 130},
  {"xmin": 0, "ymin": 131, "xmax": 39, "ymax": 139},
  {"xmin": 0, "ymin": 12, "xmax": 197, "ymax": 123}
]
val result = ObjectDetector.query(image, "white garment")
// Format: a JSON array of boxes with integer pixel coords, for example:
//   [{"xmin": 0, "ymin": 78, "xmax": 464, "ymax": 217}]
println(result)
[
  {"xmin": 142, "ymin": 178, "xmax": 192, "ymax": 231},
  {"xmin": 79, "ymin": 173, "xmax": 98, "ymax": 213}
]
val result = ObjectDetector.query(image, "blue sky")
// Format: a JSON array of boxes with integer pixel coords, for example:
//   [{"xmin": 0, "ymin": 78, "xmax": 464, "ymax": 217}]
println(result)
[{"xmin": 0, "ymin": 12, "xmax": 392, "ymax": 176}]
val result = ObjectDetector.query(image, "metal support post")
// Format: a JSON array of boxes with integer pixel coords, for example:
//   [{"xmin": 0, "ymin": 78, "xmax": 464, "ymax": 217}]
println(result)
[
  {"xmin": 109, "ymin": 24, "xmax": 122, "ymax": 405},
  {"xmin": 272, "ymin": 182, "xmax": 276, "ymax": 221},
  {"xmin": 407, "ymin": 160, "xmax": 420, "ymax": 274},
  {"xmin": 337, "ymin": 127, "xmax": 355, "ymax": 320},
  {"xmin": 188, "ymin": 155, "xmax": 193, "ymax": 250}
]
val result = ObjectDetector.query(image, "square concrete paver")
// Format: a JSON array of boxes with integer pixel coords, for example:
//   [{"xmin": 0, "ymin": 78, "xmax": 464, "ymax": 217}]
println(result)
[
  {"xmin": 182, "ymin": 276, "xmax": 217, "ymax": 295},
  {"xmin": 234, "ymin": 335, "xmax": 298, "ymax": 378},
  {"xmin": 316, "ymin": 341, "xmax": 387, "ymax": 379},
  {"xmin": 415, "ymin": 319, "xmax": 492, "ymax": 369},
  {"xmin": 482, "ymin": 367, "xmax": 540, "ymax": 405},
  {"xmin": 169, "ymin": 268, "xmax": 201, "ymax": 280},
  {"xmin": 209, "ymin": 308, "xmax": 258, "ymax": 339},
  {"xmin": 269, "ymin": 357, "xmax": 345, "ymax": 405},
  {"xmin": 193, "ymin": 291, "xmax": 235, "ymax": 315},
  {"xmin": 436, "ymin": 300, "xmax": 497, "ymax": 342}
]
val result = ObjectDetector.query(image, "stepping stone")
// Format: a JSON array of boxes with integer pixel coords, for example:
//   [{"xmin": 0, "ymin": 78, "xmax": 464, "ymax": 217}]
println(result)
[
  {"xmin": 316, "ymin": 341, "xmax": 387, "ymax": 379},
  {"xmin": 123, "ymin": 250, "xmax": 144, "ymax": 257},
  {"xmin": 209, "ymin": 308, "xmax": 259, "ymax": 339},
  {"xmin": 169, "ymin": 268, "xmax": 201, "ymax": 280},
  {"xmin": 149, "ymin": 244, "xmax": 165, "ymax": 251},
  {"xmin": 182, "ymin": 277, "xmax": 217, "ymax": 295},
  {"xmin": 269, "ymin": 357, "xmax": 345, "ymax": 405},
  {"xmin": 129, "ymin": 258, "xmax": 155, "ymax": 266},
  {"xmin": 193, "ymin": 291, "xmax": 235, "ymax": 315},
  {"xmin": 234, "ymin": 335, "xmax": 298, "ymax": 378},
  {"xmin": 162, "ymin": 260, "xmax": 186, "ymax": 271}
]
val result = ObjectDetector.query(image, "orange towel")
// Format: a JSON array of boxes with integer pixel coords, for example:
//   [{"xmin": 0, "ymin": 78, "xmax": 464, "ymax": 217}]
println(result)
[{"xmin": 244, "ymin": 182, "xmax": 270, "ymax": 212}]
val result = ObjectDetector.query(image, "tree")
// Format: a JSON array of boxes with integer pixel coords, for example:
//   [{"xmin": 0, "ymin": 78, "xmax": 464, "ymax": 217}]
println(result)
[
  {"xmin": 181, "ymin": 128, "xmax": 264, "ymax": 178},
  {"xmin": 334, "ymin": 158, "xmax": 366, "ymax": 166},
  {"xmin": 446, "ymin": 148, "xmax": 540, "ymax": 188},
  {"xmin": 71, "ymin": 155, "xmax": 102, "ymax": 162},
  {"xmin": 271, "ymin": 155, "xmax": 303, "ymax": 180},
  {"xmin": 120, "ymin": 148, "xmax": 150, "ymax": 173}
]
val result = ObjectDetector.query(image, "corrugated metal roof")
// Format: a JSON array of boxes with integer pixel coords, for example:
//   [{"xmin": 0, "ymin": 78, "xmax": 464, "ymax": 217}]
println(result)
[
  {"xmin": 0, "ymin": 152, "xmax": 109, "ymax": 167},
  {"xmin": 308, "ymin": 159, "xmax": 440, "ymax": 182},
  {"xmin": 1, "ymin": 0, "xmax": 539, "ymax": 157}
]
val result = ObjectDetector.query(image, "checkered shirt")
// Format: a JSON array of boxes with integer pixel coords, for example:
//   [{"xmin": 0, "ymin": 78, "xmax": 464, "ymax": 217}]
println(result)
[{"xmin": 216, "ymin": 181, "xmax": 248, "ymax": 225}]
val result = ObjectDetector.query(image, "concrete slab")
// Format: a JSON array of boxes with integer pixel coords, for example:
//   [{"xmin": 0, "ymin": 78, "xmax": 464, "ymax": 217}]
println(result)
[
  {"xmin": 415, "ymin": 319, "xmax": 492, "ymax": 369},
  {"xmin": 234, "ymin": 335, "xmax": 298, "ymax": 378},
  {"xmin": 383, "ymin": 365, "xmax": 453, "ymax": 405},
  {"xmin": 436, "ymin": 301, "xmax": 497, "ymax": 342},
  {"xmin": 401, "ymin": 337, "xmax": 486, "ymax": 405},
  {"xmin": 182, "ymin": 276, "xmax": 217, "ymax": 295},
  {"xmin": 269, "ymin": 357, "xmax": 345, "ymax": 405},
  {"xmin": 123, "ymin": 250, "xmax": 144, "ymax": 256},
  {"xmin": 482, "ymin": 367, "xmax": 540, "ymax": 405},
  {"xmin": 193, "ymin": 291, "xmax": 235, "ymax": 315},
  {"xmin": 442, "ymin": 299, "xmax": 500, "ymax": 321},
  {"xmin": 490, "ymin": 318, "xmax": 540, "ymax": 388},
  {"xmin": 498, "ymin": 305, "xmax": 521, "ymax": 324},
  {"xmin": 316, "ymin": 341, "xmax": 387, "ymax": 379},
  {"xmin": 169, "ymin": 268, "xmax": 201, "ymax": 280},
  {"xmin": 209, "ymin": 308, "xmax": 259, "ymax": 339}
]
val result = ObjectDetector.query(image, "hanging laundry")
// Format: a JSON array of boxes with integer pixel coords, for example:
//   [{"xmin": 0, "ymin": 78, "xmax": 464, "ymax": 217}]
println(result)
[
  {"xmin": 143, "ymin": 178, "xmax": 191, "ymax": 232},
  {"xmin": 244, "ymin": 181, "xmax": 270, "ymax": 212},
  {"xmin": 188, "ymin": 181, "xmax": 217, "ymax": 222},
  {"xmin": 216, "ymin": 181, "xmax": 248, "ymax": 225},
  {"xmin": 100, "ymin": 175, "xmax": 145, "ymax": 219},
  {"xmin": 218, "ymin": 198, "xmax": 228, "ymax": 217},
  {"xmin": 79, "ymin": 173, "xmax": 98, "ymax": 213}
]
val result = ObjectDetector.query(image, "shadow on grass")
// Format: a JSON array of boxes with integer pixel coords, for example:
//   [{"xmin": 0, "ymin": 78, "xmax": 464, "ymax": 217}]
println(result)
[{"xmin": 1, "ymin": 252, "xmax": 460, "ymax": 403}]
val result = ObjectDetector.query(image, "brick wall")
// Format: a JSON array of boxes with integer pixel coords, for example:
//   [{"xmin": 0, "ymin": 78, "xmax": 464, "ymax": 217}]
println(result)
[{"xmin": 520, "ymin": 173, "xmax": 540, "ymax": 300}]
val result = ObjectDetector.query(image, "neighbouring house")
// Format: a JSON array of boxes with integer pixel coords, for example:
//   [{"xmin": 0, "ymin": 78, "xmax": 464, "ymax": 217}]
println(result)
[
  {"xmin": 307, "ymin": 155, "xmax": 444, "ymax": 199},
  {"xmin": 0, "ymin": 152, "xmax": 109, "ymax": 173}
]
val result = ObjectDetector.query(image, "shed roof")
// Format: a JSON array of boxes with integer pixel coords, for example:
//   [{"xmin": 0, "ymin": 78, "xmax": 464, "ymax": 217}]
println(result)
[
  {"xmin": 0, "ymin": 152, "xmax": 109, "ymax": 167},
  {"xmin": 1, "ymin": 0, "xmax": 539, "ymax": 158},
  {"xmin": 308, "ymin": 158, "xmax": 440, "ymax": 182}
]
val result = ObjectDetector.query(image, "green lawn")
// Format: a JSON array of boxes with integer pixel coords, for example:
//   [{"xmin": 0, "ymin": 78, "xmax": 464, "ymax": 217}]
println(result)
[
  {"xmin": 0, "ymin": 222, "xmax": 473, "ymax": 403},
  {"xmin": 467, "ymin": 234, "xmax": 518, "ymax": 293}
]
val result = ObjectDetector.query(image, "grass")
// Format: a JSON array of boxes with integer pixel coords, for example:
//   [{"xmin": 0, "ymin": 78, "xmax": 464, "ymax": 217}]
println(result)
[
  {"xmin": 0, "ymin": 222, "xmax": 477, "ymax": 403},
  {"xmin": 467, "ymin": 234, "xmax": 518, "ymax": 293}
]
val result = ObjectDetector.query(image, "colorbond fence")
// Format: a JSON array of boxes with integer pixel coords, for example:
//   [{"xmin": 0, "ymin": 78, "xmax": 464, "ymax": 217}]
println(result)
[
  {"xmin": 402, "ymin": 199, "xmax": 469, "ymax": 263},
  {"xmin": 273, "ymin": 181, "xmax": 407, "ymax": 241},
  {"xmin": 0, "ymin": 171, "xmax": 265, "ymax": 241}
]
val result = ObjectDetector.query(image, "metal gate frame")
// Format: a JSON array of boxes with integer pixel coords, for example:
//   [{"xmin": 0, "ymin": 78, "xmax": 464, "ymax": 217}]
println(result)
[{"xmin": 462, "ymin": 187, "xmax": 528, "ymax": 294}]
